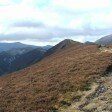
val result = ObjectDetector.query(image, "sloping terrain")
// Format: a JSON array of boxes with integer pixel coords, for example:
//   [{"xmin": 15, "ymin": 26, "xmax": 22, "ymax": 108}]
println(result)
[
  {"xmin": 0, "ymin": 43, "xmax": 52, "ymax": 76},
  {"xmin": 60, "ymin": 71, "xmax": 112, "ymax": 112},
  {"xmin": 0, "ymin": 48, "xmax": 45, "ymax": 76},
  {"xmin": 0, "ymin": 42, "xmax": 38, "ymax": 75},
  {"xmin": 0, "ymin": 42, "xmax": 112, "ymax": 112},
  {"xmin": 9, "ymin": 48, "xmax": 46, "ymax": 73},
  {"xmin": 95, "ymin": 34, "xmax": 112, "ymax": 45},
  {"xmin": 60, "ymin": 46, "xmax": 112, "ymax": 112},
  {"xmin": 45, "ymin": 39, "xmax": 82, "ymax": 56}
]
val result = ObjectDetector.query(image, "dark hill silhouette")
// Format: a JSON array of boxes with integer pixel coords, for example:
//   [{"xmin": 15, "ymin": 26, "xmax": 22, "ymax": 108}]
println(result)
[
  {"xmin": 9, "ymin": 48, "xmax": 45, "ymax": 73},
  {"xmin": 0, "ymin": 43, "xmax": 52, "ymax": 76}
]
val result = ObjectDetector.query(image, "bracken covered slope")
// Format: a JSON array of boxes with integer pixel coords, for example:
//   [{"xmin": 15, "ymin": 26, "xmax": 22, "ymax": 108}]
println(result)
[
  {"xmin": 44, "ymin": 39, "xmax": 82, "ymax": 56},
  {"xmin": 0, "ymin": 42, "xmax": 112, "ymax": 112}
]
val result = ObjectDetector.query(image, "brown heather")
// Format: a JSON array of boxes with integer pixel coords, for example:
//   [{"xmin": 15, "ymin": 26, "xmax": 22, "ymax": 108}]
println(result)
[{"xmin": 0, "ymin": 44, "xmax": 112, "ymax": 112}]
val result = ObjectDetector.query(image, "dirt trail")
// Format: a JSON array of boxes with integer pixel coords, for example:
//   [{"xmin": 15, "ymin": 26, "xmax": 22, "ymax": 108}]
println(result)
[
  {"xmin": 60, "ymin": 73, "xmax": 112, "ymax": 112},
  {"xmin": 99, "ymin": 46, "xmax": 112, "ymax": 53},
  {"xmin": 81, "ymin": 74, "xmax": 112, "ymax": 112},
  {"xmin": 60, "ymin": 83, "xmax": 99, "ymax": 112}
]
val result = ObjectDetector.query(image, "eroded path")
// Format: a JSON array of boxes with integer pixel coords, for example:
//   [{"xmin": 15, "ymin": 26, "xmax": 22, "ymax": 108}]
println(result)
[
  {"xmin": 99, "ymin": 46, "xmax": 112, "ymax": 53},
  {"xmin": 60, "ymin": 73, "xmax": 112, "ymax": 112}
]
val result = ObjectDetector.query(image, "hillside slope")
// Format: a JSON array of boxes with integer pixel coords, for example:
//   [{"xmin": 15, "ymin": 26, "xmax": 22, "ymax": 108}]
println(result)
[
  {"xmin": 9, "ymin": 48, "xmax": 45, "ymax": 72},
  {"xmin": 95, "ymin": 34, "xmax": 112, "ymax": 45},
  {"xmin": 0, "ymin": 42, "xmax": 112, "ymax": 112},
  {"xmin": 0, "ymin": 48, "xmax": 45, "ymax": 76},
  {"xmin": 0, "ymin": 43, "xmax": 52, "ymax": 76},
  {"xmin": 45, "ymin": 39, "xmax": 82, "ymax": 56},
  {"xmin": 60, "ymin": 46, "xmax": 112, "ymax": 112}
]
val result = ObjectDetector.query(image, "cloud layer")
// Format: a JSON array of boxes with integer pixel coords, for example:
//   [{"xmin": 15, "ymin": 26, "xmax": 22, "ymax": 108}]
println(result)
[{"xmin": 0, "ymin": 0, "xmax": 112, "ymax": 45}]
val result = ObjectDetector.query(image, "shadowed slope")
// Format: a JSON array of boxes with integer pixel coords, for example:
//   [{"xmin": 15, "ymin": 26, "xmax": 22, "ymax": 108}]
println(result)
[{"xmin": 0, "ymin": 48, "xmax": 46, "ymax": 76}]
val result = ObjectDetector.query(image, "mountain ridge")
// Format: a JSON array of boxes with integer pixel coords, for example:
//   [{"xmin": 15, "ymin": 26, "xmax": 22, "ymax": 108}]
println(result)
[
  {"xmin": 0, "ymin": 43, "xmax": 52, "ymax": 76},
  {"xmin": 0, "ymin": 42, "xmax": 37, "ymax": 52},
  {"xmin": 95, "ymin": 34, "xmax": 112, "ymax": 45},
  {"xmin": 45, "ymin": 39, "xmax": 82, "ymax": 57}
]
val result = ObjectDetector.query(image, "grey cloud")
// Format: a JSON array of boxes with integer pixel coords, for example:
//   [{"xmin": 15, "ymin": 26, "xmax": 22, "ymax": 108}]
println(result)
[
  {"xmin": 13, "ymin": 21, "xmax": 45, "ymax": 28},
  {"xmin": 0, "ymin": 23, "xmax": 112, "ymax": 42}
]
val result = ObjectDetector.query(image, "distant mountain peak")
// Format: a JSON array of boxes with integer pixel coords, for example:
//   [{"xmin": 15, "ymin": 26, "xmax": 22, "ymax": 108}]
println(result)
[
  {"xmin": 60, "ymin": 39, "xmax": 76, "ymax": 44},
  {"xmin": 85, "ymin": 41, "xmax": 96, "ymax": 45},
  {"xmin": 58, "ymin": 39, "xmax": 81, "ymax": 46},
  {"xmin": 14, "ymin": 42, "xmax": 23, "ymax": 44},
  {"xmin": 62, "ymin": 39, "xmax": 74, "ymax": 42},
  {"xmin": 0, "ymin": 42, "xmax": 37, "ymax": 52},
  {"xmin": 45, "ymin": 39, "xmax": 82, "ymax": 56},
  {"xmin": 95, "ymin": 34, "xmax": 112, "ymax": 45}
]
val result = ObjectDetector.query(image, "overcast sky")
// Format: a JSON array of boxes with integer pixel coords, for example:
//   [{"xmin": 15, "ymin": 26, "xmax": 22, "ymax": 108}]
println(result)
[{"xmin": 0, "ymin": 0, "xmax": 112, "ymax": 46}]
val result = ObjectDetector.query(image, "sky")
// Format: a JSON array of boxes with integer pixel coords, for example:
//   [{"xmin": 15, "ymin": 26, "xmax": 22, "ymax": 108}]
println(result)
[{"xmin": 0, "ymin": 0, "xmax": 112, "ymax": 46}]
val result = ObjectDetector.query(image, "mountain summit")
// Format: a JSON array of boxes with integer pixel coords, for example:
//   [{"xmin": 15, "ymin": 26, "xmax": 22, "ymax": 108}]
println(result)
[
  {"xmin": 45, "ymin": 39, "xmax": 82, "ymax": 56},
  {"xmin": 56, "ymin": 39, "xmax": 82, "ymax": 49},
  {"xmin": 95, "ymin": 34, "xmax": 112, "ymax": 45}
]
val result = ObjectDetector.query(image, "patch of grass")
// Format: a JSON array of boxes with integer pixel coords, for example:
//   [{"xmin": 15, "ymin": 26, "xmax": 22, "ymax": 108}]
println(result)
[
  {"xmin": 50, "ymin": 107, "xmax": 58, "ymax": 112},
  {"xmin": 80, "ymin": 82, "xmax": 91, "ymax": 91},
  {"xmin": 72, "ymin": 95, "xmax": 82, "ymax": 102},
  {"xmin": 60, "ymin": 100, "xmax": 71, "ymax": 106}
]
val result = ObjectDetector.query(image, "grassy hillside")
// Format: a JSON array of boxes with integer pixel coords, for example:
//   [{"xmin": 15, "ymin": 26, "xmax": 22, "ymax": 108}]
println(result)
[{"xmin": 0, "ymin": 44, "xmax": 112, "ymax": 112}]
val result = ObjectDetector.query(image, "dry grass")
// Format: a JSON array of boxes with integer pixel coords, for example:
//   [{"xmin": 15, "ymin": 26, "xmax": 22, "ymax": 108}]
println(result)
[{"xmin": 0, "ymin": 44, "xmax": 112, "ymax": 112}]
